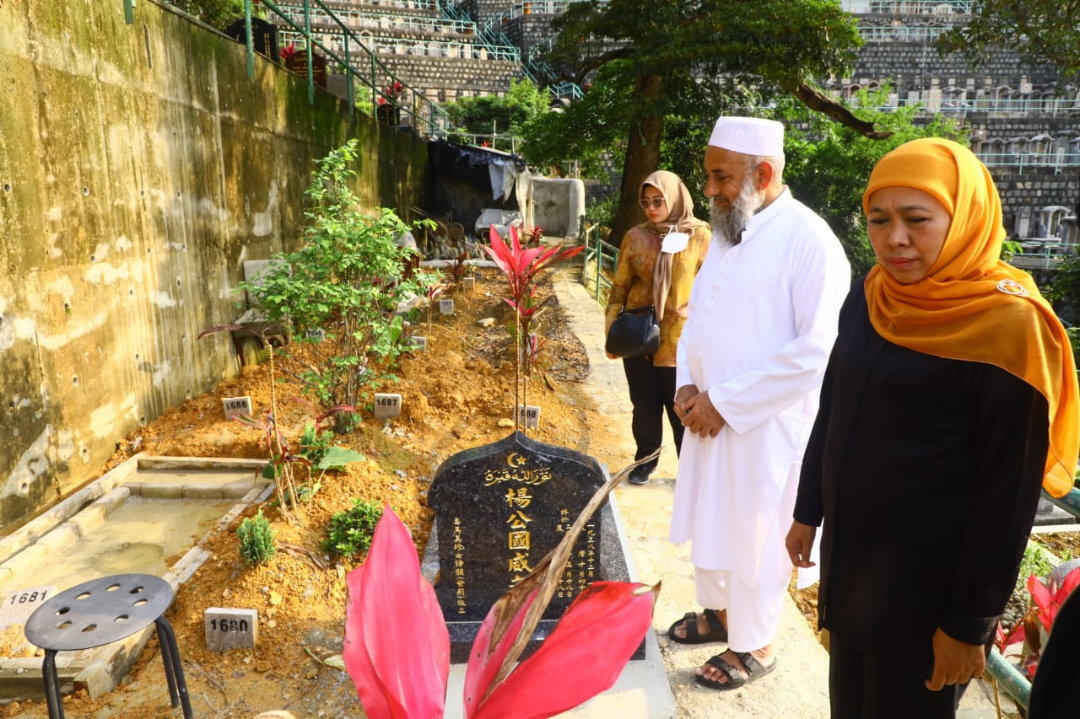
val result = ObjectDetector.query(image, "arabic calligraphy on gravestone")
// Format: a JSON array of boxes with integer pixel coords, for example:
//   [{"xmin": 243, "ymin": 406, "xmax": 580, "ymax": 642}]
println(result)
[{"xmin": 427, "ymin": 432, "xmax": 605, "ymax": 622}]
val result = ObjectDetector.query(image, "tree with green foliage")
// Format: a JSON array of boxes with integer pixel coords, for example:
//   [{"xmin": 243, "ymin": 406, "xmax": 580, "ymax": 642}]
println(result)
[
  {"xmin": 938, "ymin": 1, "xmax": 1080, "ymax": 80},
  {"xmin": 779, "ymin": 89, "xmax": 968, "ymax": 275},
  {"xmin": 167, "ymin": 0, "xmax": 246, "ymax": 31},
  {"xmin": 527, "ymin": 0, "xmax": 890, "ymax": 245},
  {"xmin": 445, "ymin": 79, "xmax": 550, "ymax": 152},
  {"xmin": 244, "ymin": 140, "xmax": 434, "ymax": 430}
]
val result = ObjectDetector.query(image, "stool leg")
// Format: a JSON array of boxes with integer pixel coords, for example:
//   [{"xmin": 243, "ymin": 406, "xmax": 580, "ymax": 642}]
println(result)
[
  {"xmin": 155, "ymin": 621, "xmax": 180, "ymax": 707},
  {"xmin": 155, "ymin": 618, "xmax": 193, "ymax": 719},
  {"xmin": 42, "ymin": 649, "xmax": 65, "ymax": 719}
]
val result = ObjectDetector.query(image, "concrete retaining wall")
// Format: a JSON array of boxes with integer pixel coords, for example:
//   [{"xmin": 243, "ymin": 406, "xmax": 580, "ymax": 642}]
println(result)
[{"xmin": 0, "ymin": 0, "xmax": 429, "ymax": 533}]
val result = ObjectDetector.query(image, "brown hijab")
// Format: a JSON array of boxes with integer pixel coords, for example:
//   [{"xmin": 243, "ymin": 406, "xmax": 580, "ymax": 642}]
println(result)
[{"xmin": 641, "ymin": 171, "xmax": 707, "ymax": 319}]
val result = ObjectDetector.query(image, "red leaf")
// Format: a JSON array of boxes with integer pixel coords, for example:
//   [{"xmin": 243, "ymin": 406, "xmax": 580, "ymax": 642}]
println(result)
[
  {"xmin": 317, "ymin": 404, "xmax": 357, "ymax": 424},
  {"xmin": 463, "ymin": 587, "xmax": 540, "ymax": 718},
  {"xmin": 343, "ymin": 508, "xmax": 449, "ymax": 719},
  {"xmin": 471, "ymin": 582, "xmax": 658, "ymax": 719},
  {"xmin": 482, "ymin": 233, "xmax": 513, "ymax": 278},
  {"xmin": 1056, "ymin": 566, "xmax": 1080, "ymax": 600},
  {"xmin": 1028, "ymin": 574, "xmax": 1056, "ymax": 632},
  {"xmin": 509, "ymin": 224, "xmax": 523, "ymax": 255},
  {"xmin": 1003, "ymin": 622, "xmax": 1026, "ymax": 648}
]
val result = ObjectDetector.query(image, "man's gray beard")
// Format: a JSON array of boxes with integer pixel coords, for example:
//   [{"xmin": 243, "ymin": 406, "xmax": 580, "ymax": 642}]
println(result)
[{"xmin": 709, "ymin": 181, "xmax": 764, "ymax": 245}]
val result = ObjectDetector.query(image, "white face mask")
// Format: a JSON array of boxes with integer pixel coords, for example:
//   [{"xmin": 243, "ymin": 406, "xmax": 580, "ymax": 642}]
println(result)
[{"xmin": 661, "ymin": 226, "xmax": 689, "ymax": 254}]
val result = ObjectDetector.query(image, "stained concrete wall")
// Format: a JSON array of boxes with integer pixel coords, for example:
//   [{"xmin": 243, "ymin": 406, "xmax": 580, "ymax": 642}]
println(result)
[
  {"xmin": 0, "ymin": 1, "xmax": 429, "ymax": 532},
  {"xmin": 532, "ymin": 177, "xmax": 584, "ymax": 238}
]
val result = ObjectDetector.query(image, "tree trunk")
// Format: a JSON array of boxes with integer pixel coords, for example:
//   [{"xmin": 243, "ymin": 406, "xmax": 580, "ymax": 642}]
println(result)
[{"xmin": 609, "ymin": 71, "xmax": 664, "ymax": 250}]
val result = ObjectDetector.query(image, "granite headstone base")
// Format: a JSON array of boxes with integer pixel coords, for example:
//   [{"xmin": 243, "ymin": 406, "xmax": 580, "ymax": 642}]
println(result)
[
  {"xmin": 421, "ymin": 500, "xmax": 646, "ymax": 664},
  {"xmin": 1035, "ymin": 495, "xmax": 1079, "ymax": 526}
]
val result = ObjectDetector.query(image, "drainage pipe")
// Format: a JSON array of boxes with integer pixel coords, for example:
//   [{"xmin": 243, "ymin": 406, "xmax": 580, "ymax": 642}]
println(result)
[
  {"xmin": 985, "ymin": 648, "xmax": 1030, "ymax": 710},
  {"xmin": 1043, "ymin": 487, "xmax": 1080, "ymax": 520}
]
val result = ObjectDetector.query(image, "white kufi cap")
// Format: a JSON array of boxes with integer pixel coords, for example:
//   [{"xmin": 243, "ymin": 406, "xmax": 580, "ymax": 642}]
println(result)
[{"xmin": 708, "ymin": 117, "xmax": 784, "ymax": 156}]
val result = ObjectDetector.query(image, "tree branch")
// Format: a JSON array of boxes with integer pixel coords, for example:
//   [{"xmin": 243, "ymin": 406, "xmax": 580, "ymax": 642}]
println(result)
[
  {"xmin": 553, "ymin": 47, "xmax": 635, "ymax": 86},
  {"xmin": 786, "ymin": 82, "xmax": 893, "ymax": 140}
]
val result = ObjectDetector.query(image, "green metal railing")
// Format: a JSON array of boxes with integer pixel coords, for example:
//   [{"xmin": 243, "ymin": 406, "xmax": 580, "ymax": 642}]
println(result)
[
  {"xmin": 858, "ymin": 25, "xmax": 950, "ymax": 42},
  {"xmin": 255, "ymin": 0, "xmax": 451, "ymax": 136},
  {"xmin": 281, "ymin": 28, "xmax": 521, "ymax": 61},
  {"xmin": 125, "ymin": 0, "xmax": 455, "ymax": 135},
  {"xmin": 841, "ymin": 0, "xmax": 972, "ymax": 13},
  {"xmin": 984, "ymin": 485, "xmax": 1080, "ymax": 710},
  {"xmin": 580, "ymin": 225, "xmax": 618, "ymax": 304},
  {"xmin": 275, "ymin": 4, "xmax": 479, "ymax": 35},
  {"xmin": 526, "ymin": 38, "xmax": 583, "ymax": 101}
]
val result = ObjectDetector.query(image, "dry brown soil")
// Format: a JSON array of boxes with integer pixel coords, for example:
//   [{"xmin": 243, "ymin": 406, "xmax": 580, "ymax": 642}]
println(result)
[{"xmin": 4, "ymin": 275, "xmax": 626, "ymax": 719}]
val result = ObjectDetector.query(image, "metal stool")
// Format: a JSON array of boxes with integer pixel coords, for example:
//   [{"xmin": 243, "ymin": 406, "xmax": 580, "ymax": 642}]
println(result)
[{"xmin": 23, "ymin": 573, "xmax": 193, "ymax": 719}]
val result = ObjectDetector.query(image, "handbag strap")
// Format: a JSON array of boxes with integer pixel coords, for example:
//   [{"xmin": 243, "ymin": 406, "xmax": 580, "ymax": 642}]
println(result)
[{"xmin": 620, "ymin": 305, "xmax": 656, "ymax": 317}]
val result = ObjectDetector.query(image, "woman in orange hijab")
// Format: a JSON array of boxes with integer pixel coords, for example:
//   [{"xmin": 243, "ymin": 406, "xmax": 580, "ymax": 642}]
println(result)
[{"xmin": 786, "ymin": 138, "xmax": 1078, "ymax": 719}]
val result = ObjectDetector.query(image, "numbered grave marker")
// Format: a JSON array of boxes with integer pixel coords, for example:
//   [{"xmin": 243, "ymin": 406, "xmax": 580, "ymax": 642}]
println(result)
[
  {"xmin": 515, "ymin": 404, "xmax": 542, "ymax": 430},
  {"xmin": 474, "ymin": 271, "xmax": 483, "ymax": 282},
  {"xmin": 374, "ymin": 393, "xmax": 403, "ymax": 420},
  {"xmin": 222, "ymin": 396, "xmax": 253, "ymax": 420},
  {"xmin": 204, "ymin": 607, "xmax": 258, "ymax": 652},
  {"xmin": 408, "ymin": 336, "xmax": 427, "ymax": 351},
  {"xmin": 303, "ymin": 328, "xmax": 326, "ymax": 341},
  {"xmin": 462, "ymin": 277, "xmax": 475, "ymax": 292},
  {"xmin": 439, "ymin": 298, "xmax": 455, "ymax": 316},
  {"xmin": 0, "ymin": 585, "xmax": 57, "ymax": 631}
]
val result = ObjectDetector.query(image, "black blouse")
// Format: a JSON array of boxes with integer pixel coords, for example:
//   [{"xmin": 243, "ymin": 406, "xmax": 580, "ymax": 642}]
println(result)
[{"xmin": 794, "ymin": 278, "xmax": 1049, "ymax": 649}]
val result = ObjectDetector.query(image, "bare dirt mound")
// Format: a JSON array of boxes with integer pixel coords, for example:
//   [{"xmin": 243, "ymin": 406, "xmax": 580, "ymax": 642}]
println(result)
[{"xmin": 7, "ymin": 275, "xmax": 620, "ymax": 719}]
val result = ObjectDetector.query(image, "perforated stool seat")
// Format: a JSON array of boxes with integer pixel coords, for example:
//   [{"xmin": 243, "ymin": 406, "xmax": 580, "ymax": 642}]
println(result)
[{"xmin": 23, "ymin": 573, "xmax": 192, "ymax": 719}]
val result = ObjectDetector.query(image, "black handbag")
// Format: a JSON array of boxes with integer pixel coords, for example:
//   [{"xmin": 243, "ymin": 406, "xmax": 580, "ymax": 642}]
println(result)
[{"xmin": 605, "ymin": 304, "xmax": 660, "ymax": 358}]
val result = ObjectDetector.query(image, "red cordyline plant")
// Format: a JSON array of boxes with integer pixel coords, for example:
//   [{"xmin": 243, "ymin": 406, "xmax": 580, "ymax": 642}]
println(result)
[
  {"xmin": 995, "ymin": 565, "xmax": 1080, "ymax": 679},
  {"xmin": 427, "ymin": 278, "xmax": 449, "ymax": 329},
  {"xmin": 483, "ymin": 225, "xmax": 582, "ymax": 430},
  {"xmin": 342, "ymin": 460, "xmax": 659, "ymax": 718}
]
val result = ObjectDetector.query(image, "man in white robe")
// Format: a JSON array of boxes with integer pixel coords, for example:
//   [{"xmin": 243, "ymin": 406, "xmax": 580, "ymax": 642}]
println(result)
[{"xmin": 667, "ymin": 117, "xmax": 850, "ymax": 690}]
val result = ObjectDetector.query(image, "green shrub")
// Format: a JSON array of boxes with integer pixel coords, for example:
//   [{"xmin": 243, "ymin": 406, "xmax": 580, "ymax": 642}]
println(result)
[
  {"xmin": 239, "ymin": 140, "xmax": 436, "ymax": 430},
  {"xmin": 324, "ymin": 500, "xmax": 385, "ymax": 559},
  {"xmin": 237, "ymin": 509, "xmax": 276, "ymax": 566}
]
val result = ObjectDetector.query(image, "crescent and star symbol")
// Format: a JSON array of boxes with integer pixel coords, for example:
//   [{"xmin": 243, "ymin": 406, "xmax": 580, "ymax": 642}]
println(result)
[{"xmin": 506, "ymin": 453, "xmax": 527, "ymax": 467}]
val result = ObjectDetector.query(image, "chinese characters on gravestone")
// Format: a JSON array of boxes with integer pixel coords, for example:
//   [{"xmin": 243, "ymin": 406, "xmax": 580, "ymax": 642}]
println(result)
[
  {"xmin": 427, "ymin": 432, "xmax": 604, "ymax": 623},
  {"xmin": 224, "ymin": 18, "xmax": 280, "ymax": 62},
  {"xmin": 284, "ymin": 51, "xmax": 328, "ymax": 89}
]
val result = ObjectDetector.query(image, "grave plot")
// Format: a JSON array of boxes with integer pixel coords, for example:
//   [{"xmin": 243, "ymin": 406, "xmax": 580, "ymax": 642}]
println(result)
[
  {"xmin": 0, "ymin": 455, "xmax": 269, "ymax": 703},
  {"xmin": 4, "ymin": 274, "xmax": 626, "ymax": 719}
]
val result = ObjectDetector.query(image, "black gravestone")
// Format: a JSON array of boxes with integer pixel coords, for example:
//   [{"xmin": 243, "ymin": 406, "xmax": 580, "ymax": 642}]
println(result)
[
  {"xmin": 376, "ymin": 102, "xmax": 401, "ymax": 127},
  {"xmin": 428, "ymin": 431, "xmax": 604, "ymax": 620},
  {"xmin": 285, "ymin": 51, "xmax": 328, "ymax": 89},
  {"xmin": 426, "ymin": 432, "xmax": 642, "ymax": 663},
  {"xmin": 224, "ymin": 18, "xmax": 280, "ymax": 62}
]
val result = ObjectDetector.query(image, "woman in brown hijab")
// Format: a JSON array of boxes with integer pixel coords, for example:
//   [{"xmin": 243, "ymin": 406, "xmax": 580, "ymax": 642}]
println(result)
[{"xmin": 605, "ymin": 171, "xmax": 711, "ymax": 484}]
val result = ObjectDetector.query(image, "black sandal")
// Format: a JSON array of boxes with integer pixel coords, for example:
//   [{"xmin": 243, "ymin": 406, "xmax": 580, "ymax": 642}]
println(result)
[
  {"xmin": 666, "ymin": 609, "xmax": 728, "ymax": 644},
  {"xmin": 695, "ymin": 650, "xmax": 777, "ymax": 691}
]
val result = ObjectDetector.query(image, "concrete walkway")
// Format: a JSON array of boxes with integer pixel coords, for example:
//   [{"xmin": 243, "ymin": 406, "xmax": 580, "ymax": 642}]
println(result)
[{"xmin": 552, "ymin": 267, "xmax": 1002, "ymax": 719}]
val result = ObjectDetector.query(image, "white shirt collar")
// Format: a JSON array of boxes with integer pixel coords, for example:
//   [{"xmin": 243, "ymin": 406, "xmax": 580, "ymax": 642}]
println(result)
[{"xmin": 741, "ymin": 187, "xmax": 792, "ymax": 243}]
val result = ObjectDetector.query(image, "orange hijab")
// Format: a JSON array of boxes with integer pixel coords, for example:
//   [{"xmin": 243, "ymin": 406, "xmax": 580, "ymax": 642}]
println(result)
[{"xmin": 863, "ymin": 138, "xmax": 1078, "ymax": 497}]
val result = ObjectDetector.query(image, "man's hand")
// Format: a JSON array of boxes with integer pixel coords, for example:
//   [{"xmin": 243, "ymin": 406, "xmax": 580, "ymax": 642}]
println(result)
[
  {"xmin": 605, "ymin": 351, "xmax": 618, "ymax": 360},
  {"xmin": 674, "ymin": 385, "xmax": 699, "ymax": 420},
  {"xmin": 681, "ymin": 389, "xmax": 725, "ymax": 437},
  {"xmin": 785, "ymin": 521, "xmax": 817, "ymax": 568},
  {"xmin": 925, "ymin": 628, "xmax": 986, "ymax": 691}
]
